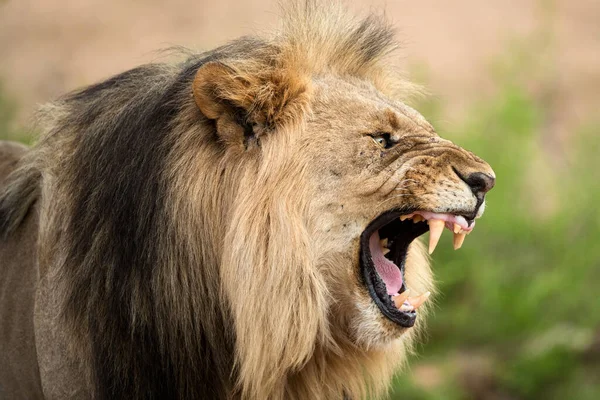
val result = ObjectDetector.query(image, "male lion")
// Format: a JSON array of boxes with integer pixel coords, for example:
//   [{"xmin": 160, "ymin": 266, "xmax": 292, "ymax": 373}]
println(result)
[{"xmin": 0, "ymin": 3, "xmax": 494, "ymax": 399}]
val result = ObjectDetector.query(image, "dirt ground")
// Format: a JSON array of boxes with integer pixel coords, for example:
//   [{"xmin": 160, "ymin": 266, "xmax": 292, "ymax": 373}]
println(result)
[{"xmin": 0, "ymin": 0, "xmax": 598, "ymax": 135}]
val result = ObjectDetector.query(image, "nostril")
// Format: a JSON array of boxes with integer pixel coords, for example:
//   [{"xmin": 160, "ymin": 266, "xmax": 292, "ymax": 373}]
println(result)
[
  {"xmin": 463, "ymin": 172, "xmax": 495, "ymax": 195},
  {"xmin": 452, "ymin": 167, "xmax": 495, "ymax": 196}
]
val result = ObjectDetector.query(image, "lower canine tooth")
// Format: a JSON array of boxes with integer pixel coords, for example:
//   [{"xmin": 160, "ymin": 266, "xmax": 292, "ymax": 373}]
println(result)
[
  {"xmin": 393, "ymin": 289, "xmax": 411, "ymax": 308},
  {"xmin": 428, "ymin": 219, "xmax": 445, "ymax": 254},
  {"xmin": 453, "ymin": 232, "xmax": 466, "ymax": 250},
  {"xmin": 407, "ymin": 292, "xmax": 431, "ymax": 310}
]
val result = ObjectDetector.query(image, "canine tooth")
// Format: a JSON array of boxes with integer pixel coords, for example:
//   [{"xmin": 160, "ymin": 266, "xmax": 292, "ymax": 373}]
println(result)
[
  {"xmin": 407, "ymin": 292, "xmax": 431, "ymax": 310},
  {"xmin": 382, "ymin": 248, "xmax": 391, "ymax": 255},
  {"xmin": 453, "ymin": 223, "xmax": 461, "ymax": 234},
  {"xmin": 413, "ymin": 215, "xmax": 424, "ymax": 223},
  {"xmin": 380, "ymin": 238, "xmax": 388, "ymax": 248},
  {"xmin": 453, "ymin": 232, "xmax": 466, "ymax": 250},
  {"xmin": 427, "ymin": 219, "xmax": 445, "ymax": 254},
  {"xmin": 393, "ymin": 290, "xmax": 411, "ymax": 309},
  {"xmin": 400, "ymin": 215, "xmax": 411, "ymax": 221}
]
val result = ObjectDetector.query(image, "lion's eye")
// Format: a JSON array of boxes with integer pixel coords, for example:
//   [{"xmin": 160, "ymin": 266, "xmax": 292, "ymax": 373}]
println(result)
[{"xmin": 372, "ymin": 133, "xmax": 393, "ymax": 149}]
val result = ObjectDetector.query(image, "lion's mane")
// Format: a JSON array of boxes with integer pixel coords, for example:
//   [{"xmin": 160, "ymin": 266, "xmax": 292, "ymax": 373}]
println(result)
[{"xmin": 0, "ymin": 2, "xmax": 425, "ymax": 399}]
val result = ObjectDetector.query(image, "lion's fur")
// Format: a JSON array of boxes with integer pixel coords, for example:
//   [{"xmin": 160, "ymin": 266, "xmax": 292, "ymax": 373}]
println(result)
[{"xmin": 0, "ymin": 2, "xmax": 495, "ymax": 399}]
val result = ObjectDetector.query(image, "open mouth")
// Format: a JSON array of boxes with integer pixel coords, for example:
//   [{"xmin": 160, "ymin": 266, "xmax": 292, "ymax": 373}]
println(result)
[{"xmin": 360, "ymin": 209, "xmax": 476, "ymax": 328}]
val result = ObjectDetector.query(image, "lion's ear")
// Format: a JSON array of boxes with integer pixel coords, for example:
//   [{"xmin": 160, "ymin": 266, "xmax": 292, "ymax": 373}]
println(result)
[{"xmin": 192, "ymin": 61, "xmax": 309, "ymax": 146}]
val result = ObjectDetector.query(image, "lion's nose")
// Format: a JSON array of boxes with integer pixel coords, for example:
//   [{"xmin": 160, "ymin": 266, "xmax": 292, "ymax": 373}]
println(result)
[{"xmin": 461, "ymin": 171, "xmax": 495, "ymax": 197}]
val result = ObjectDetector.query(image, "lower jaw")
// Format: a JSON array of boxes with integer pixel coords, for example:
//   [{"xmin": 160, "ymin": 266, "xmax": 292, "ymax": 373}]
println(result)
[
  {"xmin": 359, "ymin": 211, "xmax": 429, "ymax": 328},
  {"xmin": 360, "ymin": 258, "xmax": 418, "ymax": 328}
]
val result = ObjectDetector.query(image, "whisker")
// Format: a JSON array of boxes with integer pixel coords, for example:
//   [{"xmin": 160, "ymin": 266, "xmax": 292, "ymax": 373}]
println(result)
[
  {"xmin": 376, "ymin": 194, "xmax": 412, "ymax": 208},
  {"xmin": 377, "ymin": 187, "xmax": 430, "ymax": 209}
]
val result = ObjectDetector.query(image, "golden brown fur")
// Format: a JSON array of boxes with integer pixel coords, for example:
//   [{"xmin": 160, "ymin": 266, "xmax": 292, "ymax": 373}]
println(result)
[{"xmin": 0, "ymin": 2, "xmax": 494, "ymax": 399}]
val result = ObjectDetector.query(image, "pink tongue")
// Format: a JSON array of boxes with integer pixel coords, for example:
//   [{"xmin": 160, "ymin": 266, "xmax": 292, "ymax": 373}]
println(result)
[{"xmin": 369, "ymin": 231, "xmax": 403, "ymax": 295}]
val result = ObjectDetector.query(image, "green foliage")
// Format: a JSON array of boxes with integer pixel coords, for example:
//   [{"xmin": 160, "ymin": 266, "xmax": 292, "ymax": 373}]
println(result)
[{"xmin": 388, "ymin": 52, "xmax": 600, "ymax": 400}]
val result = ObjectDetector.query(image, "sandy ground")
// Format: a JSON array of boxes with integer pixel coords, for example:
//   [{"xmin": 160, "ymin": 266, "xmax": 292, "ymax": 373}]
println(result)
[{"xmin": 0, "ymin": 0, "xmax": 598, "ymax": 135}]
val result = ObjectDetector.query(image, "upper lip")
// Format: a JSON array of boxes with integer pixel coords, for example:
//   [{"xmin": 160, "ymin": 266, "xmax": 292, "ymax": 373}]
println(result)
[{"xmin": 360, "ymin": 207, "xmax": 480, "ymax": 328}]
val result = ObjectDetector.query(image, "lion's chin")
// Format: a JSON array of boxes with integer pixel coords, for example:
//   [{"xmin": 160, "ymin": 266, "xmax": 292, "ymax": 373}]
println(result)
[{"xmin": 360, "ymin": 208, "xmax": 477, "ymax": 328}]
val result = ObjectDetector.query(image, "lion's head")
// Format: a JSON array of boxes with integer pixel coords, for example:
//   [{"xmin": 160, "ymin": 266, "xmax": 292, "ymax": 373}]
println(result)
[
  {"xmin": 3, "ymin": 3, "xmax": 494, "ymax": 399},
  {"xmin": 184, "ymin": 6, "xmax": 494, "ymax": 397}
]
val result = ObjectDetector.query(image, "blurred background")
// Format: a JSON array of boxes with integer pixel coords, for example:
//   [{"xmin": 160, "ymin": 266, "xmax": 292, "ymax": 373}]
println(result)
[{"xmin": 1, "ymin": 0, "xmax": 598, "ymax": 398}]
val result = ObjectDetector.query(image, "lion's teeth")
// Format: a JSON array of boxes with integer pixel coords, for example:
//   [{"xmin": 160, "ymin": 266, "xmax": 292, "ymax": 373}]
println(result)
[
  {"xmin": 400, "ymin": 304, "xmax": 414, "ymax": 312},
  {"xmin": 380, "ymin": 238, "xmax": 390, "ymax": 255},
  {"xmin": 453, "ymin": 223, "xmax": 461, "ymax": 234},
  {"xmin": 400, "ymin": 215, "xmax": 411, "ymax": 221},
  {"xmin": 393, "ymin": 289, "xmax": 411, "ymax": 308},
  {"xmin": 407, "ymin": 292, "xmax": 431, "ymax": 310},
  {"xmin": 413, "ymin": 215, "xmax": 424, "ymax": 223},
  {"xmin": 453, "ymin": 232, "xmax": 466, "ymax": 250},
  {"xmin": 427, "ymin": 219, "xmax": 445, "ymax": 254}
]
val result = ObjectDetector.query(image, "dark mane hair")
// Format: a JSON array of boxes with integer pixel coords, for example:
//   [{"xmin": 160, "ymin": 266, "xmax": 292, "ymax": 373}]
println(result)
[{"xmin": 0, "ymin": 2, "xmax": 414, "ymax": 398}]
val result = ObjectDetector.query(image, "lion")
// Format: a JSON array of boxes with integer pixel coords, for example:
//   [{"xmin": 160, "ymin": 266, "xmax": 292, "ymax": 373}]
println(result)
[{"xmin": 0, "ymin": 2, "xmax": 495, "ymax": 399}]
